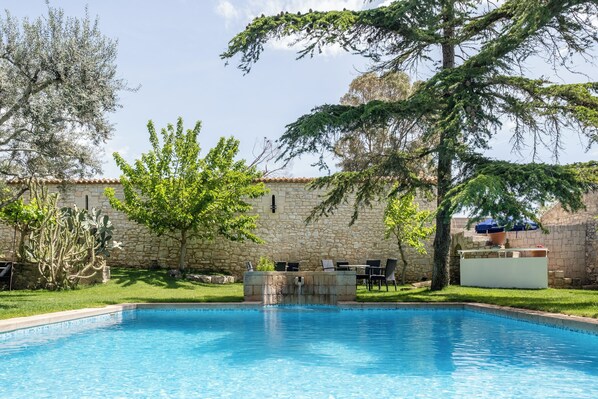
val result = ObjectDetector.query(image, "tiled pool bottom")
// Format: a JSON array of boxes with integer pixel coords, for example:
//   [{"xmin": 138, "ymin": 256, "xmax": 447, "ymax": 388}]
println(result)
[{"xmin": 1, "ymin": 306, "xmax": 598, "ymax": 399}]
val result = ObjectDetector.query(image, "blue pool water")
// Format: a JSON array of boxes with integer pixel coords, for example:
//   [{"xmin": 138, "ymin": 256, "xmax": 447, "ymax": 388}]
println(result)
[{"xmin": 1, "ymin": 307, "xmax": 598, "ymax": 398}]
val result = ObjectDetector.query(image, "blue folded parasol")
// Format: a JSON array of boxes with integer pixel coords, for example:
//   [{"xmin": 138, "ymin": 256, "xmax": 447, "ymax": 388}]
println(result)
[{"xmin": 474, "ymin": 218, "xmax": 539, "ymax": 234}]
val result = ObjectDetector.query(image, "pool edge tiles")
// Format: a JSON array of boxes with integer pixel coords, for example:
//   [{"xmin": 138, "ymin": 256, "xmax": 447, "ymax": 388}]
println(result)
[
  {"xmin": 0, "ymin": 304, "xmax": 135, "ymax": 334},
  {"xmin": 1, "ymin": 301, "xmax": 597, "ymax": 336},
  {"xmin": 0, "ymin": 302, "xmax": 263, "ymax": 334},
  {"xmin": 465, "ymin": 302, "xmax": 598, "ymax": 336}
]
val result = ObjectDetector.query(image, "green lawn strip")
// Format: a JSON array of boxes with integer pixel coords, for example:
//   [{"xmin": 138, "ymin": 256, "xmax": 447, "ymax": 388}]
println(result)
[
  {"xmin": 2, "ymin": 268, "xmax": 598, "ymax": 320},
  {"xmin": 357, "ymin": 285, "xmax": 598, "ymax": 318},
  {"xmin": 0, "ymin": 268, "xmax": 244, "ymax": 320}
]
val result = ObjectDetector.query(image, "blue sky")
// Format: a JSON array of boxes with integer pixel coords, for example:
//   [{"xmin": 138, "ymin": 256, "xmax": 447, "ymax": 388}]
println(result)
[{"xmin": 4, "ymin": 0, "xmax": 598, "ymax": 178}]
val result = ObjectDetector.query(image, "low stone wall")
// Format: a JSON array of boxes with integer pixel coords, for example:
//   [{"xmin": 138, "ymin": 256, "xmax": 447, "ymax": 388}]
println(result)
[
  {"xmin": 586, "ymin": 220, "xmax": 598, "ymax": 286},
  {"xmin": 243, "ymin": 271, "xmax": 356, "ymax": 304},
  {"xmin": 506, "ymin": 225, "xmax": 588, "ymax": 284},
  {"xmin": 9, "ymin": 262, "xmax": 109, "ymax": 290}
]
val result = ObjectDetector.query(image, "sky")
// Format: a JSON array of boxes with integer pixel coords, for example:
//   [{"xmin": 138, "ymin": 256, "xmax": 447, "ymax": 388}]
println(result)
[{"xmin": 4, "ymin": 0, "xmax": 598, "ymax": 178}]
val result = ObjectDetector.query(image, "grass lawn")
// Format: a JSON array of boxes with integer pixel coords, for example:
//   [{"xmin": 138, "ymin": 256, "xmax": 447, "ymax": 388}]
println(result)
[
  {"xmin": 0, "ymin": 268, "xmax": 243, "ymax": 320},
  {"xmin": 1, "ymin": 267, "xmax": 598, "ymax": 320},
  {"xmin": 357, "ymin": 285, "xmax": 598, "ymax": 318}
]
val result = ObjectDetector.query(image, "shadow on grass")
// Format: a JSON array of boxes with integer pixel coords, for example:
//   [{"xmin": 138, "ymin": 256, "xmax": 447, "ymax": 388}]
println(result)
[{"xmin": 112, "ymin": 268, "xmax": 191, "ymax": 289}]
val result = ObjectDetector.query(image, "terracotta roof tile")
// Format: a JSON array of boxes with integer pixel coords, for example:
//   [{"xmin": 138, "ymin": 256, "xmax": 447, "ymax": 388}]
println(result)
[{"xmin": 6, "ymin": 177, "xmax": 314, "ymax": 184}]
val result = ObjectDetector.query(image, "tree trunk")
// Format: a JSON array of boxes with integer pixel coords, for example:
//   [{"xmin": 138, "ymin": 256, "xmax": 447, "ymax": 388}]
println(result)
[
  {"xmin": 431, "ymin": 0, "xmax": 456, "ymax": 291},
  {"xmin": 178, "ymin": 230, "xmax": 187, "ymax": 272},
  {"xmin": 397, "ymin": 240, "xmax": 408, "ymax": 285}
]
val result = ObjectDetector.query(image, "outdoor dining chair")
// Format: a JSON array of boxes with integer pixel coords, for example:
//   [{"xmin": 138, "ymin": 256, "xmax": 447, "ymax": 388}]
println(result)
[
  {"xmin": 370, "ymin": 258, "xmax": 398, "ymax": 291},
  {"xmin": 275, "ymin": 261, "xmax": 287, "ymax": 272},
  {"xmin": 0, "ymin": 261, "xmax": 13, "ymax": 291},
  {"xmin": 287, "ymin": 262, "xmax": 300, "ymax": 272},
  {"xmin": 321, "ymin": 259, "xmax": 335, "ymax": 272},
  {"xmin": 355, "ymin": 259, "xmax": 379, "ymax": 289}
]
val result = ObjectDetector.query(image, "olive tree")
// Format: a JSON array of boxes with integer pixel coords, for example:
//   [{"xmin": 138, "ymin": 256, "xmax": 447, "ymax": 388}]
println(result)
[{"xmin": 0, "ymin": 6, "xmax": 129, "ymax": 201}]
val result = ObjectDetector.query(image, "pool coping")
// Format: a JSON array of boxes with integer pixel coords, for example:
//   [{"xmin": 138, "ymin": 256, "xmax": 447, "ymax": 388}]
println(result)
[{"xmin": 1, "ymin": 302, "xmax": 597, "ymax": 335}]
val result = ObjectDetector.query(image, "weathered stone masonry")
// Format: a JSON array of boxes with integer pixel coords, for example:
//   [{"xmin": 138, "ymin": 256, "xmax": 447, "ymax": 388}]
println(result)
[
  {"xmin": 451, "ymin": 192, "xmax": 598, "ymax": 286},
  {"xmin": 1, "ymin": 180, "xmax": 595, "ymax": 285},
  {"xmin": 0, "ymin": 179, "xmax": 435, "ymax": 281}
]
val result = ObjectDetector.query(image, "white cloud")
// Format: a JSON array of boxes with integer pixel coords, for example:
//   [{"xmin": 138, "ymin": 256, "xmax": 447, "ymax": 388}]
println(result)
[
  {"xmin": 214, "ymin": 0, "xmax": 382, "ymax": 56},
  {"xmin": 215, "ymin": 0, "xmax": 239, "ymax": 20},
  {"xmin": 215, "ymin": 0, "xmax": 240, "ymax": 26}
]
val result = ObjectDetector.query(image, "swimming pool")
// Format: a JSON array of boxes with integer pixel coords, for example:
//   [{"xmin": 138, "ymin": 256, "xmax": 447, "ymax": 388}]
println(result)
[{"xmin": 1, "ymin": 307, "xmax": 597, "ymax": 398}]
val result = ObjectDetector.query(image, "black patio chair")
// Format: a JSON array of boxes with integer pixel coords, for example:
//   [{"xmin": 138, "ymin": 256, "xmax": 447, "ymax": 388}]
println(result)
[
  {"xmin": 287, "ymin": 262, "xmax": 300, "ymax": 272},
  {"xmin": 336, "ymin": 261, "xmax": 349, "ymax": 271},
  {"xmin": 0, "ymin": 261, "xmax": 14, "ymax": 291},
  {"xmin": 275, "ymin": 261, "xmax": 287, "ymax": 272},
  {"xmin": 354, "ymin": 259, "xmax": 378, "ymax": 290},
  {"xmin": 370, "ymin": 258, "xmax": 398, "ymax": 291},
  {"xmin": 362, "ymin": 259, "xmax": 381, "ymax": 290}
]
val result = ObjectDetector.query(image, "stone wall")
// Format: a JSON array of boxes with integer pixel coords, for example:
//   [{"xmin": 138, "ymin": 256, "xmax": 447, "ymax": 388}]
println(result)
[
  {"xmin": 505, "ymin": 226, "xmax": 588, "ymax": 283},
  {"xmin": 7, "ymin": 262, "xmax": 109, "ymax": 290},
  {"xmin": 541, "ymin": 192, "xmax": 598, "ymax": 225},
  {"xmin": 452, "ymin": 223, "xmax": 593, "ymax": 286},
  {"xmin": 0, "ymin": 179, "xmax": 435, "ymax": 282},
  {"xmin": 586, "ymin": 220, "xmax": 598, "ymax": 286},
  {"xmin": 451, "ymin": 191, "xmax": 598, "ymax": 287}
]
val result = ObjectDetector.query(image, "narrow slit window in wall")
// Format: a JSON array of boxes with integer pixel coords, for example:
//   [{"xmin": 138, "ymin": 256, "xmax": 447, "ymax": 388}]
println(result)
[
  {"xmin": 270, "ymin": 194, "xmax": 276, "ymax": 213},
  {"xmin": 85, "ymin": 195, "xmax": 89, "ymax": 211}
]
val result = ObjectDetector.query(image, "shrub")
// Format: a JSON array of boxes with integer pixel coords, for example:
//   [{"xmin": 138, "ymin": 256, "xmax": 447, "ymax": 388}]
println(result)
[{"xmin": 256, "ymin": 256, "xmax": 274, "ymax": 271}]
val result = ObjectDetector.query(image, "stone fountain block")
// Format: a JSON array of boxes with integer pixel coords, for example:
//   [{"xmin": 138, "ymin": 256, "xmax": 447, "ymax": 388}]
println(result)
[{"xmin": 243, "ymin": 271, "xmax": 356, "ymax": 305}]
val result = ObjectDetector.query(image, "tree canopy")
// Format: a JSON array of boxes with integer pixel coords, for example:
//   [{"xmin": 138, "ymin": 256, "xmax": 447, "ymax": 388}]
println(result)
[
  {"xmin": 105, "ymin": 118, "xmax": 267, "ymax": 271},
  {"xmin": 384, "ymin": 192, "xmax": 435, "ymax": 284},
  {"xmin": 334, "ymin": 71, "xmax": 424, "ymax": 172},
  {"xmin": 0, "ymin": 6, "xmax": 129, "ymax": 188},
  {"xmin": 223, "ymin": 0, "xmax": 598, "ymax": 290}
]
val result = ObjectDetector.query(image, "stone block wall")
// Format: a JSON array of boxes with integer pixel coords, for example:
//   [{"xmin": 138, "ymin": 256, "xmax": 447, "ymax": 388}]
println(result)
[
  {"xmin": 243, "ymin": 271, "xmax": 356, "ymax": 304},
  {"xmin": 452, "ymin": 223, "xmax": 593, "ymax": 286},
  {"xmin": 8, "ymin": 262, "xmax": 109, "ymax": 290},
  {"xmin": 0, "ymin": 179, "xmax": 435, "ymax": 282},
  {"xmin": 505, "ymin": 225, "xmax": 587, "ymax": 283},
  {"xmin": 586, "ymin": 220, "xmax": 598, "ymax": 285},
  {"xmin": 541, "ymin": 192, "xmax": 598, "ymax": 225}
]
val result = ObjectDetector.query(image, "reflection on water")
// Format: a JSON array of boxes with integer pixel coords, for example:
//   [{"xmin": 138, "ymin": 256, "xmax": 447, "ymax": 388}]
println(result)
[{"xmin": 1, "ymin": 308, "xmax": 598, "ymax": 399}]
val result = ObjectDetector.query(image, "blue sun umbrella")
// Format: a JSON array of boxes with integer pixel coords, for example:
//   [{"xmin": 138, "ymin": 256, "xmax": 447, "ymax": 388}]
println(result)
[{"xmin": 474, "ymin": 218, "xmax": 539, "ymax": 234}]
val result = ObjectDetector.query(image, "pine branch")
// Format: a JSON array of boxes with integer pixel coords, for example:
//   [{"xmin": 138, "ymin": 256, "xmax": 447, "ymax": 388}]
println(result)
[{"xmin": 221, "ymin": 2, "xmax": 442, "ymax": 73}]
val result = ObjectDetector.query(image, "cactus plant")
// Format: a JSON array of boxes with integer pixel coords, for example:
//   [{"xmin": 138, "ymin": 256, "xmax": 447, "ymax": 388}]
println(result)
[{"xmin": 20, "ymin": 186, "xmax": 120, "ymax": 290}]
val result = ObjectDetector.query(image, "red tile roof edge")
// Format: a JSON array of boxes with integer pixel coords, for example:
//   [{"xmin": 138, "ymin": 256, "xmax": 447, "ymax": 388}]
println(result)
[{"xmin": 5, "ymin": 177, "xmax": 316, "ymax": 184}]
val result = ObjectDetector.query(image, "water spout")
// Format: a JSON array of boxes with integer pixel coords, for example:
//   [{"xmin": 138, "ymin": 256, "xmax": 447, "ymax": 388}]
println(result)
[
  {"xmin": 294, "ymin": 276, "xmax": 304, "ymax": 305},
  {"xmin": 294, "ymin": 276, "xmax": 304, "ymax": 295}
]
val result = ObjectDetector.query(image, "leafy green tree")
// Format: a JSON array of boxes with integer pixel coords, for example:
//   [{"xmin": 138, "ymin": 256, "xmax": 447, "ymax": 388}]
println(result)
[
  {"xmin": 0, "ymin": 6, "xmax": 130, "ymax": 196},
  {"xmin": 105, "ymin": 118, "xmax": 267, "ymax": 271},
  {"xmin": 222, "ymin": 0, "xmax": 598, "ymax": 290},
  {"xmin": 384, "ymin": 193, "xmax": 435, "ymax": 284}
]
